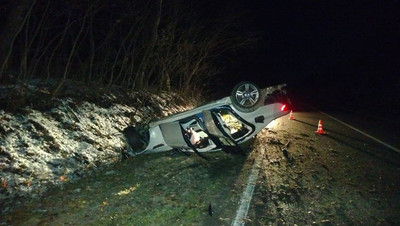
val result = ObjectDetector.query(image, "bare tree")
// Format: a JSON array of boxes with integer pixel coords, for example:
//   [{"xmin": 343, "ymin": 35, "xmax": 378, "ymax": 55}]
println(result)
[
  {"xmin": 133, "ymin": 0, "xmax": 163, "ymax": 90},
  {"xmin": 152, "ymin": 0, "xmax": 254, "ymax": 95},
  {"xmin": 0, "ymin": 0, "xmax": 36, "ymax": 81},
  {"xmin": 0, "ymin": 0, "xmax": 254, "ymax": 99}
]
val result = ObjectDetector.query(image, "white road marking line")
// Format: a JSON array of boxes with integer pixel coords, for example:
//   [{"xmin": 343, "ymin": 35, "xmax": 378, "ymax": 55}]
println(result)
[
  {"xmin": 232, "ymin": 147, "xmax": 264, "ymax": 226},
  {"xmin": 305, "ymin": 104, "xmax": 400, "ymax": 154}
]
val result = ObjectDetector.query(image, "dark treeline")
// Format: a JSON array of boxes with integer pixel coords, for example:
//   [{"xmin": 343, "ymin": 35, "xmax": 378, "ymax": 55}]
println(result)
[{"xmin": 0, "ymin": 0, "xmax": 254, "ymax": 96}]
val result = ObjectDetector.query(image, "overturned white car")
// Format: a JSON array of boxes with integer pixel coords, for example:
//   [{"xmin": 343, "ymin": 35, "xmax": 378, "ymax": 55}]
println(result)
[{"xmin": 124, "ymin": 82, "xmax": 291, "ymax": 159}]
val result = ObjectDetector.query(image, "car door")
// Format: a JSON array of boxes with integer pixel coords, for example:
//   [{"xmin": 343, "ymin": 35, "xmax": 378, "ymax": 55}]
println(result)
[
  {"xmin": 207, "ymin": 108, "xmax": 254, "ymax": 142},
  {"xmin": 178, "ymin": 116, "xmax": 217, "ymax": 152},
  {"xmin": 202, "ymin": 108, "xmax": 254, "ymax": 148}
]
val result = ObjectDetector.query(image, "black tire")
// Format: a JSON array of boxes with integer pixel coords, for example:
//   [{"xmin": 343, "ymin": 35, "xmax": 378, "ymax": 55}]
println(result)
[{"xmin": 230, "ymin": 82, "xmax": 261, "ymax": 112}]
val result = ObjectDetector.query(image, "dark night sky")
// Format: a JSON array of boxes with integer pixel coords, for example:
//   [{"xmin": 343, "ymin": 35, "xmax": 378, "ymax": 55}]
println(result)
[{"xmin": 221, "ymin": 0, "xmax": 400, "ymax": 115}]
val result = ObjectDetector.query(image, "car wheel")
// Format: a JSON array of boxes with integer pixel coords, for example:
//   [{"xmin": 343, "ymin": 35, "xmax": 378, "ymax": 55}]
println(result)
[{"xmin": 230, "ymin": 82, "xmax": 261, "ymax": 112}]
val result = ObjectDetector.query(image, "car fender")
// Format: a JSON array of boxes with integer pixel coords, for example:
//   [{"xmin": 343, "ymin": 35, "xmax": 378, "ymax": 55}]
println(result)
[
  {"xmin": 232, "ymin": 103, "xmax": 288, "ymax": 136},
  {"xmin": 144, "ymin": 126, "xmax": 170, "ymax": 152}
]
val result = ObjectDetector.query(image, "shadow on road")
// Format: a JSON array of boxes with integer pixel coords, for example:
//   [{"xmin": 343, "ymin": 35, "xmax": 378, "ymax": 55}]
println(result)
[
  {"xmin": 325, "ymin": 134, "xmax": 400, "ymax": 167},
  {"xmin": 292, "ymin": 118, "xmax": 400, "ymax": 166},
  {"xmin": 293, "ymin": 119, "xmax": 383, "ymax": 150}
]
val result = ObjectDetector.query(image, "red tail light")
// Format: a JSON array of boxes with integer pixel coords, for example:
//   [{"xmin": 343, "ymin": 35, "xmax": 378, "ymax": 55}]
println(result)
[{"xmin": 281, "ymin": 104, "xmax": 286, "ymax": 111}]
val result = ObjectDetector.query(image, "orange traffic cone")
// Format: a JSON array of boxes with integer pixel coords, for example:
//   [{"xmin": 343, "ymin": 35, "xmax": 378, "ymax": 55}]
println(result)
[
  {"xmin": 315, "ymin": 120, "xmax": 326, "ymax": 134},
  {"xmin": 288, "ymin": 110, "xmax": 294, "ymax": 120}
]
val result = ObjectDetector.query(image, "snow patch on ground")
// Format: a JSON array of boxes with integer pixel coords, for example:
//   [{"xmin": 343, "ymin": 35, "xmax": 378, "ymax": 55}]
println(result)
[{"xmin": 0, "ymin": 93, "xmax": 194, "ymax": 208}]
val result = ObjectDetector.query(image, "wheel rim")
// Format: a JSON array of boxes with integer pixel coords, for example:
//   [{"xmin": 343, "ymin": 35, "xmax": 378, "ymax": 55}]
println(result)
[{"xmin": 235, "ymin": 83, "xmax": 259, "ymax": 107}]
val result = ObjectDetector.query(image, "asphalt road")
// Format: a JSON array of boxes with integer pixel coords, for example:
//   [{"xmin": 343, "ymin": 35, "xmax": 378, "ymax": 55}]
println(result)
[
  {"xmin": 239, "ymin": 104, "xmax": 400, "ymax": 225},
  {"xmin": 301, "ymin": 103, "xmax": 400, "ymax": 153}
]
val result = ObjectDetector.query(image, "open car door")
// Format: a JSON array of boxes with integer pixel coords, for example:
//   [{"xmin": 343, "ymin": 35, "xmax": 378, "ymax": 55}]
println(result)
[
  {"xmin": 202, "ymin": 110, "xmax": 245, "ymax": 154},
  {"xmin": 159, "ymin": 121, "xmax": 209, "ymax": 159}
]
